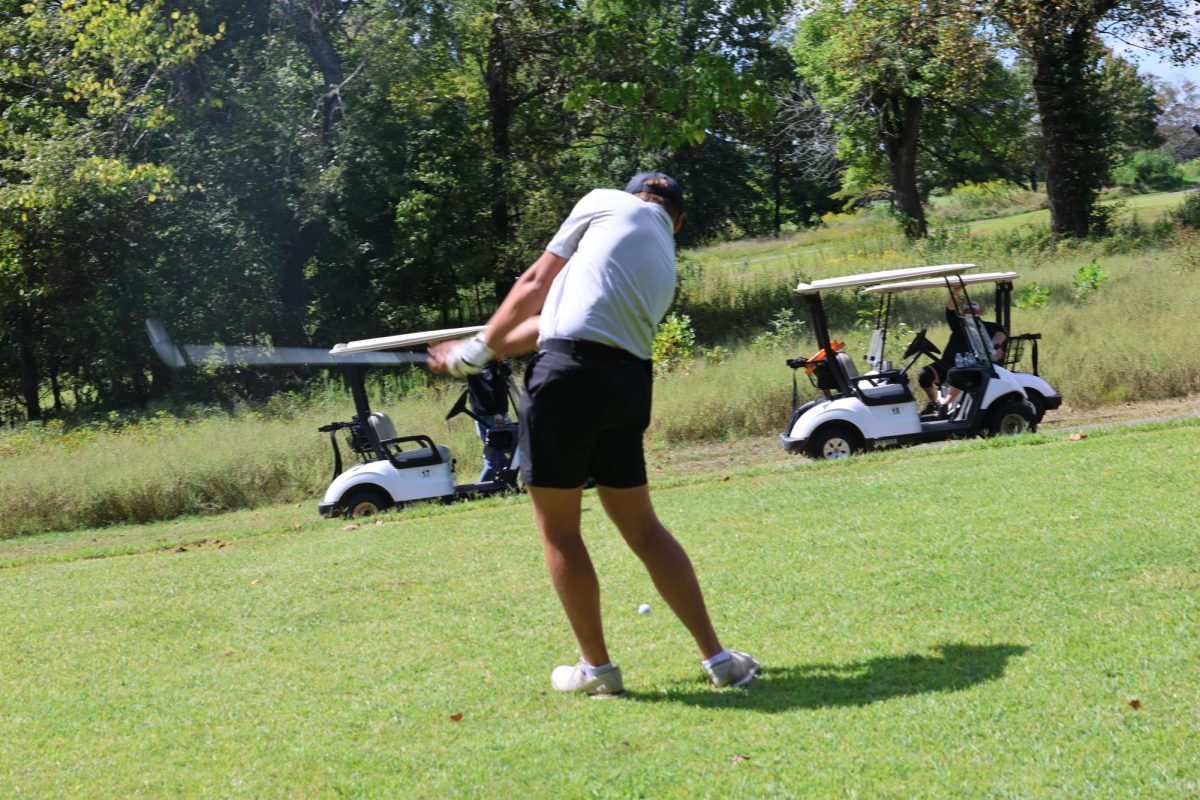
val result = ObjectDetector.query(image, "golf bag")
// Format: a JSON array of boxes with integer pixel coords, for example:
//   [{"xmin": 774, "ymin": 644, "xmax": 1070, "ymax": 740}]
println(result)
[{"xmin": 448, "ymin": 360, "xmax": 520, "ymax": 487}]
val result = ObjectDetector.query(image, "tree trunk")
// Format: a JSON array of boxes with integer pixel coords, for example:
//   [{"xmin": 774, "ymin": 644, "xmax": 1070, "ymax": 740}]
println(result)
[
  {"xmin": 485, "ymin": 7, "xmax": 517, "ymax": 303},
  {"xmin": 280, "ymin": 219, "xmax": 321, "ymax": 345},
  {"xmin": 17, "ymin": 313, "xmax": 41, "ymax": 421},
  {"xmin": 772, "ymin": 151, "xmax": 783, "ymax": 236},
  {"xmin": 879, "ymin": 92, "xmax": 927, "ymax": 239},
  {"xmin": 1030, "ymin": 24, "xmax": 1101, "ymax": 238},
  {"xmin": 273, "ymin": 1, "xmax": 347, "ymax": 345}
]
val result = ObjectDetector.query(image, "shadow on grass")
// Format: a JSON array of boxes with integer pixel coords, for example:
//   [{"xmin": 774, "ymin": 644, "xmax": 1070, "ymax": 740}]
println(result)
[{"xmin": 629, "ymin": 642, "xmax": 1028, "ymax": 712}]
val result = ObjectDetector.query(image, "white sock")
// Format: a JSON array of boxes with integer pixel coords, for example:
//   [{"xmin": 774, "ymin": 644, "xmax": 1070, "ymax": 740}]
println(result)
[
  {"xmin": 582, "ymin": 660, "xmax": 613, "ymax": 677},
  {"xmin": 702, "ymin": 650, "xmax": 731, "ymax": 668}
]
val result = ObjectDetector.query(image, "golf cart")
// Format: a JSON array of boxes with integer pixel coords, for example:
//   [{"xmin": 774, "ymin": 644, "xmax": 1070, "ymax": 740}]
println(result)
[
  {"xmin": 862, "ymin": 270, "xmax": 1062, "ymax": 424},
  {"xmin": 779, "ymin": 263, "xmax": 1040, "ymax": 459},
  {"xmin": 144, "ymin": 320, "xmax": 520, "ymax": 518},
  {"xmin": 317, "ymin": 326, "xmax": 521, "ymax": 517}
]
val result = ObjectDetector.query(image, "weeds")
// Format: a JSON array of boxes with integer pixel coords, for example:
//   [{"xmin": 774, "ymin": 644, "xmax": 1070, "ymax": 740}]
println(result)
[
  {"xmin": 1072, "ymin": 259, "xmax": 1108, "ymax": 301},
  {"xmin": 651, "ymin": 313, "xmax": 696, "ymax": 375},
  {"xmin": 749, "ymin": 309, "xmax": 806, "ymax": 352},
  {"xmin": 1014, "ymin": 282, "xmax": 1051, "ymax": 310}
]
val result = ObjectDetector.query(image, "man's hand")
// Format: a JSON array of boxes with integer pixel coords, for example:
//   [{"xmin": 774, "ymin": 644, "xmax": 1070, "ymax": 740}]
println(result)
[{"xmin": 428, "ymin": 335, "xmax": 493, "ymax": 376}]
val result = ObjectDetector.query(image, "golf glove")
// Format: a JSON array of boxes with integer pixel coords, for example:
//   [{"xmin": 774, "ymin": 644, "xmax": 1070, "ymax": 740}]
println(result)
[{"xmin": 446, "ymin": 334, "xmax": 493, "ymax": 377}]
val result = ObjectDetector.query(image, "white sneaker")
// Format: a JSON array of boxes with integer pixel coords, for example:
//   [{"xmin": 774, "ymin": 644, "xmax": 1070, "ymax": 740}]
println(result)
[
  {"xmin": 705, "ymin": 650, "xmax": 760, "ymax": 688},
  {"xmin": 551, "ymin": 661, "xmax": 626, "ymax": 698}
]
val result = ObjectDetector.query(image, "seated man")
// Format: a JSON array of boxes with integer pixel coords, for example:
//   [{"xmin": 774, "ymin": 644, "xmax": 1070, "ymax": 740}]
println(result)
[{"xmin": 917, "ymin": 286, "xmax": 1007, "ymax": 417}]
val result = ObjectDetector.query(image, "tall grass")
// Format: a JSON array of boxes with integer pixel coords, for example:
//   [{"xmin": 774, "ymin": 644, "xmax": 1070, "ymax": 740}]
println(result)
[{"xmin": 6, "ymin": 194, "xmax": 1200, "ymax": 537}]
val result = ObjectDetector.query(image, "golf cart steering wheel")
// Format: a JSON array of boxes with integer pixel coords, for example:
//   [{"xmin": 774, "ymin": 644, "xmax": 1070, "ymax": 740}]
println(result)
[{"xmin": 902, "ymin": 328, "xmax": 940, "ymax": 361}]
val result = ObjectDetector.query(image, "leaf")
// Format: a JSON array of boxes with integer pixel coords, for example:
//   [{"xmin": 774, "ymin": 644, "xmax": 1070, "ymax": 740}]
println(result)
[
  {"xmin": 343, "ymin": 524, "xmax": 361, "ymax": 531},
  {"xmin": 1068, "ymin": 433, "xmax": 1087, "ymax": 441},
  {"xmin": 1128, "ymin": 698, "xmax": 1141, "ymax": 709},
  {"xmin": 731, "ymin": 754, "xmax": 750, "ymax": 765},
  {"xmin": 449, "ymin": 712, "xmax": 463, "ymax": 721}
]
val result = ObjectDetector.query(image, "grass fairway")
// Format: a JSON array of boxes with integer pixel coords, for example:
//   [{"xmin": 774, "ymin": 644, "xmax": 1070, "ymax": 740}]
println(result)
[
  {"xmin": 3, "ymin": 423, "xmax": 1199, "ymax": 798},
  {"xmin": 964, "ymin": 188, "xmax": 1194, "ymax": 236}
]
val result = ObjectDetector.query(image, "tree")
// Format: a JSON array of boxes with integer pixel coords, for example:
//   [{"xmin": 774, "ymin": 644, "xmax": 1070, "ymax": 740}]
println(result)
[
  {"xmin": 1154, "ymin": 78, "xmax": 1200, "ymax": 162},
  {"xmin": 0, "ymin": 0, "xmax": 214, "ymax": 418},
  {"xmin": 986, "ymin": 0, "xmax": 1198, "ymax": 236},
  {"xmin": 793, "ymin": 0, "xmax": 990, "ymax": 238}
]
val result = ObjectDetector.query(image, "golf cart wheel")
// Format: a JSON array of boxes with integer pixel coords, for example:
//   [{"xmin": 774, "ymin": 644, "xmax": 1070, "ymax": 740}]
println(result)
[
  {"xmin": 1025, "ymin": 391, "xmax": 1046, "ymax": 424},
  {"xmin": 806, "ymin": 425, "xmax": 862, "ymax": 460},
  {"xmin": 987, "ymin": 401, "xmax": 1037, "ymax": 437},
  {"xmin": 340, "ymin": 488, "xmax": 392, "ymax": 518}
]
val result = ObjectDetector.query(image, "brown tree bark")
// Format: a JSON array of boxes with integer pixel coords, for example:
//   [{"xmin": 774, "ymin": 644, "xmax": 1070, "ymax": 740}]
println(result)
[
  {"xmin": 878, "ymin": 91, "xmax": 927, "ymax": 239},
  {"xmin": 272, "ymin": 1, "xmax": 347, "ymax": 344},
  {"xmin": 17, "ymin": 313, "xmax": 42, "ymax": 421}
]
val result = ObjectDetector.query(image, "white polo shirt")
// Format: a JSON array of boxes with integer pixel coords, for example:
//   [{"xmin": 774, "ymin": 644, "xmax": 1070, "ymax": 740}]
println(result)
[{"xmin": 539, "ymin": 189, "xmax": 677, "ymax": 360}]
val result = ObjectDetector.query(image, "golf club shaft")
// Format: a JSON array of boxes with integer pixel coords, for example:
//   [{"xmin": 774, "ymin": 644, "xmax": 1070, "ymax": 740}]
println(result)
[{"xmin": 179, "ymin": 343, "xmax": 428, "ymax": 367}]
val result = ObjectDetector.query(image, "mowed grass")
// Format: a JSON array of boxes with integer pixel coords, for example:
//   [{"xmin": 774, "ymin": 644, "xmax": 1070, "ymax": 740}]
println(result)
[
  {"xmin": 3, "ymin": 422, "xmax": 1199, "ymax": 798},
  {"xmin": 964, "ymin": 188, "xmax": 1195, "ymax": 236}
]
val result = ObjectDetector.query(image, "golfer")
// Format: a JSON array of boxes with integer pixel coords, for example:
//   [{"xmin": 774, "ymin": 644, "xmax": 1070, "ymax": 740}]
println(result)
[{"xmin": 429, "ymin": 173, "xmax": 758, "ymax": 696}]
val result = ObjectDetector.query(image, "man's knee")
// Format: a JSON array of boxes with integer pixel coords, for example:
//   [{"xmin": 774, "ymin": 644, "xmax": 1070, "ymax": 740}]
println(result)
[{"xmin": 918, "ymin": 365, "xmax": 939, "ymax": 389}]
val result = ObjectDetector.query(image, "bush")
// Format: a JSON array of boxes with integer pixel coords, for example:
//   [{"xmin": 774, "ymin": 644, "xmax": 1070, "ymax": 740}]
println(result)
[
  {"xmin": 934, "ymin": 180, "xmax": 1046, "ymax": 223},
  {"xmin": 1170, "ymin": 191, "xmax": 1200, "ymax": 229},
  {"xmin": 1015, "ymin": 282, "xmax": 1051, "ymax": 310},
  {"xmin": 1072, "ymin": 259, "xmax": 1108, "ymax": 301},
  {"xmin": 1111, "ymin": 148, "xmax": 1185, "ymax": 193},
  {"xmin": 1087, "ymin": 200, "xmax": 1127, "ymax": 237},
  {"xmin": 749, "ymin": 309, "xmax": 806, "ymax": 352},
  {"xmin": 651, "ymin": 313, "xmax": 696, "ymax": 375}
]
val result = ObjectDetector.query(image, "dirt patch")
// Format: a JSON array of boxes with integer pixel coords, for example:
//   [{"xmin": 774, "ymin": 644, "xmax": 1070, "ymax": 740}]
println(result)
[
  {"xmin": 647, "ymin": 393, "xmax": 1200, "ymax": 478},
  {"xmin": 1040, "ymin": 393, "xmax": 1200, "ymax": 431}
]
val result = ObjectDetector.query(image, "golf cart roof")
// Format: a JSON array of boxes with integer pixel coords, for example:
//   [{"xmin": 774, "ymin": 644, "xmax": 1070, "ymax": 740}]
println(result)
[
  {"xmin": 862, "ymin": 271, "xmax": 1021, "ymax": 295},
  {"xmin": 793, "ymin": 263, "xmax": 979, "ymax": 296},
  {"xmin": 330, "ymin": 325, "xmax": 485, "ymax": 355}
]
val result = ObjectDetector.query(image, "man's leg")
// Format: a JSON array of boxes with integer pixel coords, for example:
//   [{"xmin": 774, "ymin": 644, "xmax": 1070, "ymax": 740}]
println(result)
[
  {"xmin": 918, "ymin": 365, "xmax": 940, "ymax": 405},
  {"xmin": 596, "ymin": 484, "xmax": 722, "ymax": 660},
  {"xmin": 527, "ymin": 484, "xmax": 610, "ymax": 667}
]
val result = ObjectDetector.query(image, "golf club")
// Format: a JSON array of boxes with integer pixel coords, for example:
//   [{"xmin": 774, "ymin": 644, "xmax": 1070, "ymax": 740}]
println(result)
[{"xmin": 145, "ymin": 319, "xmax": 429, "ymax": 368}]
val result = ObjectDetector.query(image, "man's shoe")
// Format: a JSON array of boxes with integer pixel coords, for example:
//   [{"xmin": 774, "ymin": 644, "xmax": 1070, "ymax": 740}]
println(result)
[
  {"xmin": 921, "ymin": 401, "xmax": 943, "ymax": 418},
  {"xmin": 551, "ymin": 661, "xmax": 625, "ymax": 698},
  {"xmin": 705, "ymin": 650, "xmax": 760, "ymax": 688}
]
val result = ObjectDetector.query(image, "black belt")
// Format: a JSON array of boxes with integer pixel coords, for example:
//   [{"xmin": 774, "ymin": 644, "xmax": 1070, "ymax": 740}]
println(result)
[{"xmin": 540, "ymin": 338, "xmax": 651, "ymax": 366}]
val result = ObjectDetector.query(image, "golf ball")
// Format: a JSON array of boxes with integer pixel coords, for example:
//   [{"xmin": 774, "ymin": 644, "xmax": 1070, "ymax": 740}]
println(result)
[{"xmin": 638, "ymin": 603, "xmax": 652, "ymax": 615}]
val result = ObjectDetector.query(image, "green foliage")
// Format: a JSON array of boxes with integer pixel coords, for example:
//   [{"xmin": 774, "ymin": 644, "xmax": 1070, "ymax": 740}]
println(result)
[
  {"xmin": 1072, "ymin": 259, "xmax": 1108, "ymax": 301},
  {"xmin": 1111, "ymin": 148, "xmax": 1185, "ymax": 193},
  {"xmin": 988, "ymin": 4, "xmax": 1184, "ymax": 236},
  {"xmin": 1014, "ymin": 282, "xmax": 1051, "ymax": 310},
  {"xmin": 934, "ymin": 181, "xmax": 1046, "ymax": 224},
  {"xmin": 1169, "ymin": 191, "xmax": 1200, "ymax": 229},
  {"xmin": 1180, "ymin": 157, "xmax": 1200, "ymax": 184},
  {"xmin": 651, "ymin": 313, "xmax": 696, "ymax": 375},
  {"xmin": 1085, "ymin": 200, "xmax": 1126, "ymax": 236},
  {"xmin": 749, "ymin": 309, "xmax": 806, "ymax": 352},
  {"xmin": 792, "ymin": 0, "xmax": 1020, "ymax": 238}
]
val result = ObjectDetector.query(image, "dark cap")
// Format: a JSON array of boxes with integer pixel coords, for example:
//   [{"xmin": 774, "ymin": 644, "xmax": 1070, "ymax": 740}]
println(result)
[{"xmin": 624, "ymin": 172, "xmax": 684, "ymax": 211}]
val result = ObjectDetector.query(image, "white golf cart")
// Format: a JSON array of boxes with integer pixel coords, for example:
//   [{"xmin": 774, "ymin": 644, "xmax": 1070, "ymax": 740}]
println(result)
[
  {"xmin": 316, "ymin": 326, "xmax": 521, "ymax": 517},
  {"xmin": 862, "ymin": 270, "xmax": 1062, "ymax": 425},
  {"xmin": 144, "ymin": 319, "xmax": 520, "ymax": 519},
  {"xmin": 779, "ymin": 263, "xmax": 1041, "ymax": 459}
]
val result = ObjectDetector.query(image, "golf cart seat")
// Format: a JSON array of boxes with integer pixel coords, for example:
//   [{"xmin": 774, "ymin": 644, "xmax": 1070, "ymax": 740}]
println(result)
[
  {"xmin": 836, "ymin": 353, "xmax": 913, "ymax": 406},
  {"xmin": 367, "ymin": 412, "xmax": 445, "ymax": 468}
]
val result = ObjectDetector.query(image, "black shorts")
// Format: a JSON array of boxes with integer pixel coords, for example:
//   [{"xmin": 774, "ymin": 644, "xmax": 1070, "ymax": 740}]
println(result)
[{"xmin": 518, "ymin": 338, "xmax": 652, "ymax": 489}]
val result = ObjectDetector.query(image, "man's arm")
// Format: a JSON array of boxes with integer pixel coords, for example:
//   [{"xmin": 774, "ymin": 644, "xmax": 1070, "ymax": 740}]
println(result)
[
  {"xmin": 479, "ymin": 251, "xmax": 569, "ymax": 353},
  {"xmin": 428, "ymin": 251, "xmax": 568, "ymax": 375}
]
